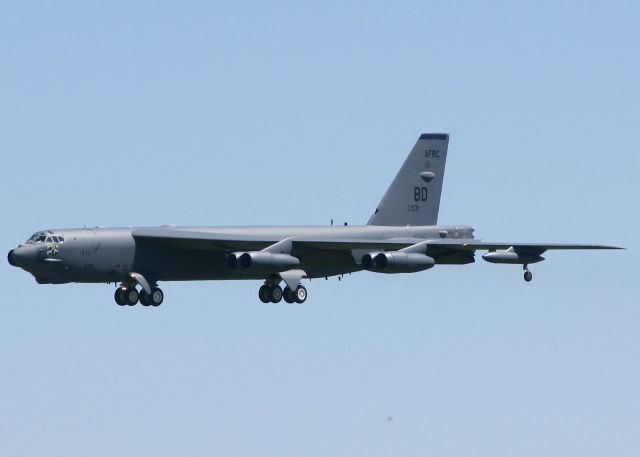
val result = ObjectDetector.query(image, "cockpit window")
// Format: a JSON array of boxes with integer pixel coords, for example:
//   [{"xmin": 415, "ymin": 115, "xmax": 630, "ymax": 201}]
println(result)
[
  {"xmin": 25, "ymin": 232, "xmax": 65, "ymax": 244},
  {"xmin": 26, "ymin": 233, "xmax": 46, "ymax": 244}
]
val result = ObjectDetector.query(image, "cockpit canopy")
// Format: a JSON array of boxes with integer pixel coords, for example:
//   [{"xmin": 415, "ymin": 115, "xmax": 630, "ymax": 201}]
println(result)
[{"xmin": 25, "ymin": 231, "xmax": 65, "ymax": 244}]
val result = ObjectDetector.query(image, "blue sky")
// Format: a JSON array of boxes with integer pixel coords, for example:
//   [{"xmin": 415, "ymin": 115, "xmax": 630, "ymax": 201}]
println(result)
[{"xmin": 1, "ymin": 1, "xmax": 638, "ymax": 456}]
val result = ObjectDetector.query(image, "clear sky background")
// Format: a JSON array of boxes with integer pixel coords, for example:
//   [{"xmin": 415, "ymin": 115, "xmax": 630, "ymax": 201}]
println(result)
[{"xmin": 1, "ymin": 1, "xmax": 638, "ymax": 456}]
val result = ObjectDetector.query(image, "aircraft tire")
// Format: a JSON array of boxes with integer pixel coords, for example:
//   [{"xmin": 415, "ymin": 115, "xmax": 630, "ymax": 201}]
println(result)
[
  {"xmin": 150, "ymin": 287, "xmax": 164, "ymax": 306},
  {"xmin": 270, "ymin": 285, "xmax": 283, "ymax": 303},
  {"xmin": 139, "ymin": 292, "xmax": 150, "ymax": 306},
  {"xmin": 524, "ymin": 271, "xmax": 533, "ymax": 282},
  {"xmin": 124, "ymin": 287, "xmax": 138, "ymax": 306},
  {"xmin": 294, "ymin": 285, "xmax": 307, "ymax": 304},
  {"xmin": 115, "ymin": 288, "xmax": 126, "ymax": 306},
  {"xmin": 283, "ymin": 286, "xmax": 295, "ymax": 303},
  {"xmin": 259, "ymin": 285, "xmax": 270, "ymax": 303}
]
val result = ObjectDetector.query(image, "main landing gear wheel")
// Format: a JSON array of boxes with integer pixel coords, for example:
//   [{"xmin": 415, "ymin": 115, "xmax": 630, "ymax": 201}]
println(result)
[
  {"xmin": 270, "ymin": 285, "xmax": 283, "ymax": 303},
  {"xmin": 115, "ymin": 288, "xmax": 126, "ymax": 306},
  {"xmin": 524, "ymin": 270, "xmax": 533, "ymax": 282},
  {"xmin": 125, "ymin": 287, "xmax": 139, "ymax": 305},
  {"xmin": 115, "ymin": 286, "xmax": 139, "ymax": 306},
  {"xmin": 139, "ymin": 291, "xmax": 150, "ymax": 306},
  {"xmin": 283, "ymin": 286, "xmax": 295, "ymax": 303},
  {"xmin": 293, "ymin": 285, "xmax": 307, "ymax": 304},
  {"xmin": 259, "ymin": 284, "xmax": 284, "ymax": 303},
  {"xmin": 149, "ymin": 287, "xmax": 164, "ymax": 306},
  {"xmin": 281, "ymin": 285, "xmax": 308, "ymax": 303},
  {"xmin": 259, "ymin": 285, "xmax": 271, "ymax": 303},
  {"xmin": 114, "ymin": 285, "xmax": 163, "ymax": 307}
]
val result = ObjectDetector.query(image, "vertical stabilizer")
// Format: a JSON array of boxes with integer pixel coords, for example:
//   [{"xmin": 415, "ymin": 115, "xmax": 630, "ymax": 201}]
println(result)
[{"xmin": 367, "ymin": 133, "xmax": 449, "ymax": 226}]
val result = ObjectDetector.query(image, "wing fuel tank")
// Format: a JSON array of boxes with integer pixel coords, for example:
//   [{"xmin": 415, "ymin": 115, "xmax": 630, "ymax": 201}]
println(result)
[{"xmin": 482, "ymin": 251, "xmax": 544, "ymax": 265}]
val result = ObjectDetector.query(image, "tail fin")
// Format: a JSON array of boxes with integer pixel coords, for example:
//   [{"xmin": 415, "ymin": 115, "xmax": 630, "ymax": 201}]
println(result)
[{"xmin": 367, "ymin": 133, "xmax": 449, "ymax": 227}]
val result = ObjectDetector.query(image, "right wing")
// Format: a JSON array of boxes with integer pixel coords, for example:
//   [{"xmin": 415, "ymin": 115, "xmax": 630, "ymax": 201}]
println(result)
[
  {"xmin": 131, "ymin": 227, "xmax": 421, "ymax": 255},
  {"xmin": 132, "ymin": 228, "xmax": 622, "ymax": 266}
]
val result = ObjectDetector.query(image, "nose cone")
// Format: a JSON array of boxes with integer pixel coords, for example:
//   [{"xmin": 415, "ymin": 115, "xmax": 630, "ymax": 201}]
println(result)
[
  {"xmin": 7, "ymin": 246, "xmax": 35, "ymax": 268},
  {"xmin": 8, "ymin": 249, "xmax": 17, "ymax": 266}
]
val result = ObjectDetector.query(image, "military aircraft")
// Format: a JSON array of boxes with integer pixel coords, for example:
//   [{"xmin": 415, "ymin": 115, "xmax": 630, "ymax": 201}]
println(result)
[{"xmin": 7, "ymin": 133, "xmax": 621, "ymax": 306}]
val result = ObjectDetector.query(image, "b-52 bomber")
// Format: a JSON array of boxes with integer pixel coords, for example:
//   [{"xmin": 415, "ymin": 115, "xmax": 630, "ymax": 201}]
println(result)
[{"xmin": 8, "ymin": 134, "xmax": 621, "ymax": 306}]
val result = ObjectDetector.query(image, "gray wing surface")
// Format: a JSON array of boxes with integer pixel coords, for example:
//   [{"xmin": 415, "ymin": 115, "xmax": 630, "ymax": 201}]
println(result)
[
  {"xmin": 133, "ymin": 228, "xmax": 281, "ymax": 251},
  {"xmin": 133, "ymin": 228, "xmax": 622, "ymax": 255},
  {"xmin": 132, "ymin": 228, "xmax": 420, "ymax": 253},
  {"xmin": 424, "ymin": 239, "xmax": 622, "ymax": 254}
]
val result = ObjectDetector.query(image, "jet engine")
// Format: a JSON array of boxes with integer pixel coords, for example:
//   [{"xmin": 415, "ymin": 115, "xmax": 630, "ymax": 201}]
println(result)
[
  {"xmin": 226, "ymin": 251, "xmax": 300, "ymax": 272},
  {"xmin": 361, "ymin": 252, "xmax": 435, "ymax": 273}
]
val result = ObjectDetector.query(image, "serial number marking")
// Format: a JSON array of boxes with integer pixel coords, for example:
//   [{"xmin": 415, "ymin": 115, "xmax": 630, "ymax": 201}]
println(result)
[
  {"xmin": 408, "ymin": 204, "xmax": 420, "ymax": 212},
  {"xmin": 425, "ymin": 149, "xmax": 440, "ymax": 158}
]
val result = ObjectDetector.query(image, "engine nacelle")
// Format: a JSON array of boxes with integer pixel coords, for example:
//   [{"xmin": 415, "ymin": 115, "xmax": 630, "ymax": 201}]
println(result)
[
  {"xmin": 362, "ymin": 252, "xmax": 435, "ymax": 273},
  {"xmin": 361, "ymin": 252, "xmax": 382, "ymax": 271},
  {"xmin": 226, "ymin": 251, "xmax": 300, "ymax": 272}
]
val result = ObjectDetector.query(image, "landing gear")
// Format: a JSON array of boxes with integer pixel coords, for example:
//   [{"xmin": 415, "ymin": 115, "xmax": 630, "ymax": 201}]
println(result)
[
  {"xmin": 270, "ymin": 285, "xmax": 283, "ymax": 303},
  {"xmin": 283, "ymin": 286, "xmax": 295, "ymax": 303},
  {"xmin": 259, "ymin": 282, "xmax": 306, "ymax": 303},
  {"xmin": 115, "ymin": 286, "xmax": 139, "ymax": 306},
  {"xmin": 523, "ymin": 264, "xmax": 533, "ymax": 282},
  {"xmin": 149, "ymin": 287, "xmax": 164, "ymax": 306},
  {"xmin": 259, "ymin": 285, "xmax": 271, "ymax": 303},
  {"xmin": 293, "ymin": 285, "xmax": 307, "ymax": 303},
  {"xmin": 125, "ymin": 287, "xmax": 139, "ymax": 305},
  {"xmin": 273, "ymin": 285, "xmax": 308, "ymax": 303},
  {"xmin": 258, "ymin": 284, "xmax": 283, "ymax": 303},
  {"xmin": 115, "ymin": 288, "xmax": 126, "ymax": 306},
  {"xmin": 114, "ymin": 283, "xmax": 163, "ymax": 306}
]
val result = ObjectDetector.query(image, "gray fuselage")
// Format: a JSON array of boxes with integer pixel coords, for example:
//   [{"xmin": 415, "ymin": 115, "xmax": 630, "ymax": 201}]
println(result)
[{"xmin": 8, "ymin": 225, "xmax": 475, "ymax": 285}]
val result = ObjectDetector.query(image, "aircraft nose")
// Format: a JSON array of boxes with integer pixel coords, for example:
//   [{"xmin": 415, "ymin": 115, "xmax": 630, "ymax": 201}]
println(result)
[
  {"xmin": 8, "ymin": 247, "xmax": 34, "ymax": 268},
  {"xmin": 8, "ymin": 249, "xmax": 17, "ymax": 266}
]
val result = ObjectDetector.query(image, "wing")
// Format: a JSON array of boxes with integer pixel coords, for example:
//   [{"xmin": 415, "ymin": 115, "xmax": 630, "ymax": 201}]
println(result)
[
  {"xmin": 424, "ymin": 239, "xmax": 622, "ymax": 255},
  {"xmin": 414, "ymin": 239, "xmax": 622, "ymax": 266},
  {"xmin": 133, "ymin": 227, "xmax": 284, "ymax": 251},
  {"xmin": 132, "ymin": 228, "xmax": 622, "ymax": 255},
  {"xmin": 131, "ymin": 227, "xmax": 421, "ymax": 254}
]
